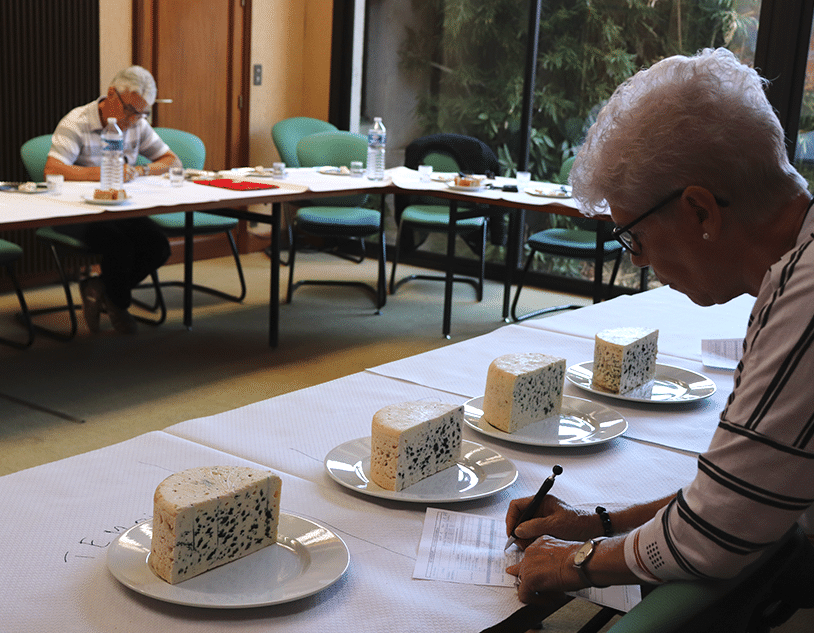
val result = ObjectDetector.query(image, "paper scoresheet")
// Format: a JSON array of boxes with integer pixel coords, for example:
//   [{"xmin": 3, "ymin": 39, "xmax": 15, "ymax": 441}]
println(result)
[{"xmin": 414, "ymin": 508, "xmax": 641, "ymax": 612}]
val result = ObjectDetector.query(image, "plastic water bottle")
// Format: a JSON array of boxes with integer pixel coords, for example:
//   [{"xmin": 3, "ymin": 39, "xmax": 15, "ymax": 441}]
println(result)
[
  {"xmin": 366, "ymin": 117, "xmax": 386, "ymax": 180},
  {"xmin": 100, "ymin": 117, "xmax": 124, "ymax": 189}
]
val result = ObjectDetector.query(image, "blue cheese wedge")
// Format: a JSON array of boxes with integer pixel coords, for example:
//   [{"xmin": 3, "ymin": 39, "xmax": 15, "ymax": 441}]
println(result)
[
  {"xmin": 482, "ymin": 353, "xmax": 566, "ymax": 433},
  {"xmin": 370, "ymin": 401, "xmax": 463, "ymax": 491},
  {"xmin": 149, "ymin": 466, "xmax": 281, "ymax": 584},
  {"xmin": 592, "ymin": 327, "xmax": 659, "ymax": 393}
]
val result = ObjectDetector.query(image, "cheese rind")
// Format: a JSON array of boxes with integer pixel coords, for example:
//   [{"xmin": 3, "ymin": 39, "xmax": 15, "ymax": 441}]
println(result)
[
  {"xmin": 370, "ymin": 401, "xmax": 463, "ymax": 491},
  {"xmin": 482, "ymin": 353, "xmax": 566, "ymax": 432},
  {"xmin": 592, "ymin": 327, "xmax": 659, "ymax": 393},
  {"xmin": 149, "ymin": 466, "xmax": 281, "ymax": 584}
]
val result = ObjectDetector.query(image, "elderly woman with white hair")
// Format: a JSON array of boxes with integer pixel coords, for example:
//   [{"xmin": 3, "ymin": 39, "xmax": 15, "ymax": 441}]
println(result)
[
  {"xmin": 504, "ymin": 48, "xmax": 814, "ymax": 619},
  {"xmin": 45, "ymin": 65, "xmax": 181, "ymax": 334}
]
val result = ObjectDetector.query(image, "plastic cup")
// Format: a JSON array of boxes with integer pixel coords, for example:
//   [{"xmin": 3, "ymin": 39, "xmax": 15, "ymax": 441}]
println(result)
[{"xmin": 418, "ymin": 164, "xmax": 433, "ymax": 182}]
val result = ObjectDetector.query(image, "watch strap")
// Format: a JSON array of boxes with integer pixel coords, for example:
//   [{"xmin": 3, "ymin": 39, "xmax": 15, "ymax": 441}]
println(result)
[{"xmin": 574, "ymin": 537, "xmax": 608, "ymax": 588}]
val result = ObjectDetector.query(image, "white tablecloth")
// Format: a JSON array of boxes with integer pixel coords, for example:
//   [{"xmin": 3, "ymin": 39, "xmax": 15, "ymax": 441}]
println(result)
[{"xmin": 1, "ymin": 287, "xmax": 748, "ymax": 631}]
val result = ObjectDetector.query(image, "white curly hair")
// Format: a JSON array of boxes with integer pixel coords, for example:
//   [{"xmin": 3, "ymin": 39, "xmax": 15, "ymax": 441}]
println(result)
[
  {"xmin": 569, "ymin": 48, "xmax": 809, "ymax": 222},
  {"xmin": 108, "ymin": 65, "xmax": 158, "ymax": 106}
]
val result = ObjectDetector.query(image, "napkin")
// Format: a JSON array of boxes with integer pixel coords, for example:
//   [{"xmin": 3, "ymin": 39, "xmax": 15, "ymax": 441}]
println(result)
[{"xmin": 194, "ymin": 178, "xmax": 279, "ymax": 191}]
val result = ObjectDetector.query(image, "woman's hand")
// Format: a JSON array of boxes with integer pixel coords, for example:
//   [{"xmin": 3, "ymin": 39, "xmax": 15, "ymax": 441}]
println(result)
[
  {"xmin": 506, "ymin": 536, "xmax": 583, "ymax": 601},
  {"xmin": 506, "ymin": 494, "xmax": 599, "ymax": 550}
]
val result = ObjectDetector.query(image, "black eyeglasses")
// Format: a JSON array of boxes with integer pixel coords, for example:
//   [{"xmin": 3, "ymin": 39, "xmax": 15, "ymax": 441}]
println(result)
[
  {"xmin": 612, "ymin": 188, "xmax": 729, "ymax": 255},
  {"xmin": 113, "ymin": 88, "xmax": 149, "ymax": 121}
]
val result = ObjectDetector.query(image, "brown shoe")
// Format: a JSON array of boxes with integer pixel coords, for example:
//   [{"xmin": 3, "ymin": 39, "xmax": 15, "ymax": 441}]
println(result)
[
  {"xmin": 104, "ymin": 298, "xmax": 138, "ymax": 335},
  {"xmin": 79, "ymin": 277, "xmax": 105, "ymax": 333}
]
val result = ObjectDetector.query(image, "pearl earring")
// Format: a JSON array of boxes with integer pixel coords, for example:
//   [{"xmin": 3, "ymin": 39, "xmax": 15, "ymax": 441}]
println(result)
[{"xmin": 703, "ymin": 233, "xmax": 710, "ymax": 240}]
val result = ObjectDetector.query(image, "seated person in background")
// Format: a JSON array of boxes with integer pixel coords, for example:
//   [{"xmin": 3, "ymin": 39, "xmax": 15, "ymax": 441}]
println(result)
[
  {"xmin": 45, "ymin": 65, "xmax": 181, "ymax": 334},
  {"xmin": 505, "ymin": 48, "xmax": 814, "ymax": 621}
]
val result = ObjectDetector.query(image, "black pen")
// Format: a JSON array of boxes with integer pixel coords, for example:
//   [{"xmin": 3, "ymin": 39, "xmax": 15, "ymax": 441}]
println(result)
[{"xmin": 504, "ymin": 464, "xmax": 562, "ymax": 550}]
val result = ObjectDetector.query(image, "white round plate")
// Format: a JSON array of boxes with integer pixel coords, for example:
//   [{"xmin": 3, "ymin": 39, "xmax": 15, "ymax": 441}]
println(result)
[
  {"xmin": 82, "ymin": 195, "xmax": 131, "ymax": 206},
  {"xmin": 447, "ymin": 182, "xmax": 484, "ymax": 192},
  {"xmin": 317, "ymin": 166, "xmax": 351, "ymax": 176},
  {"xmin": 566, "ymin": 361, "xmax": 717, "ymax": 403},
  {"xmin": 324, "ymin": 438, "xmax": 517, "ymax": 503},
  {"xmin": 464, "ymin": 395, "xmax": 627, "ymax": 447},
  {"xmin": 524, "ymin": 185, "xmax": 572, "ymax": 198},
  {"xmin": 107, "ymin": 513, "xmax": 349, "ymax": 608},
  {"xmin": 0, "ymin": 182, "xmax": 50, "ymax": 194},
  {"xmin": 430, "ymin": 173, "xmax": 455, "ymax": 182}
]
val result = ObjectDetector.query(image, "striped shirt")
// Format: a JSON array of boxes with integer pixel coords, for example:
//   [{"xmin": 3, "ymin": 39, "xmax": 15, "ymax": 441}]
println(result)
[
  {"xmin": 48, "ymin": 97, "xmax": 169, "ymax": 168},
  {"xmin": 625, "ymin": 202, "xmax": 814, "ymax": 582}
]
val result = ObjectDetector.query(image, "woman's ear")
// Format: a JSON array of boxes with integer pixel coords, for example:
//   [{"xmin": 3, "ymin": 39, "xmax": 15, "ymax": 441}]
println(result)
[{"xmin": 681, "ymin": 186, "xmax": 723, "ymax": 241}]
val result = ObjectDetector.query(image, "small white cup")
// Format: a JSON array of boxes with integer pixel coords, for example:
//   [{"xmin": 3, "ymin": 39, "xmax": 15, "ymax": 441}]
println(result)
[
  {"xmin": 516, "ymin": 171, "xmax": 531, "ymax": 188},
  {"xmin": 46, "ymin": 174, "xmax": 64, "ymax": 194},
  {"xmin": 272, "ymin": 162, "xmax": 286, "ymax": 177},
  {"xmin": 350, "ymin": 161, "xmax": 364, "ymax": 177},
  {"xmin": 169, "ymin": 166, "xmax": 185, "ymax": 187},
  {"xmin": 418, "ymin": 164, "xmax": 433, "ymax": 182}
]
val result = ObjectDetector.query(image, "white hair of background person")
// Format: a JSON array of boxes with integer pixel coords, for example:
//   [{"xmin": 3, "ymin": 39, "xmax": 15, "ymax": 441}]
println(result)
[
  {"xmin": 570, "ymin": 47, "xmax": 810, "ymax": 223},
  {"xmin": 108, "ymin": 65, "xmax": 157, "ymax": 106}
]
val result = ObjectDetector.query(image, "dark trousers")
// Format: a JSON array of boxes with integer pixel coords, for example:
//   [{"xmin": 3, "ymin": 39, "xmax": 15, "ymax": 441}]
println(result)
[{"xmin": 56, "ymin": 218, "xmax": 170, "ymax": 309}]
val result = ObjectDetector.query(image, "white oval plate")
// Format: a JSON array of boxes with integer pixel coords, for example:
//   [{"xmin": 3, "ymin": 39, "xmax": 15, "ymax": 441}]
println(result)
[
  {"xmin": 566, "ymin": 361, "xmax": 717, "ymax": 403},
  {"xmin": 81, "ymin": 195, "xmax": 131, "ymax": 206},
  {"xmin": 324, "ymin": 438, "xmax": 517, "ymax": 503},
  {"xmin": 464, "ymin": 395, "xmax": 627, "ymax": 447},
  {"xmin": 0, "ymin": 182, "xmax": 50, "ymax": 194},
  {"xmin": 524, "ymin": 185, "xmax": 572, "ymax": 198},
  {"xmin": 107, "ymin": 513, "xmax": 349, "ymax": 608},
  {"xmin": 317, "ymin": 166, "xmax": 352, "ymax": 176}
]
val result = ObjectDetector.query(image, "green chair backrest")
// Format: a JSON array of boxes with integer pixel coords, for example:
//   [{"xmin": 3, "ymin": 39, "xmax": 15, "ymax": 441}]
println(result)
[
  {"xmin": 139, "ymin": 127, "xmax": 206, "ymax": 169},
  {"xmin": 296, "ymin": 130, "xmax": 369, "ymax": 207},
  {"xmin": 20, "ymin": 135, "xmax": 53, "ymax": 181},
  {"xmin": 272, "ymin": 117, "xmax": 337, "ymax": 167}
]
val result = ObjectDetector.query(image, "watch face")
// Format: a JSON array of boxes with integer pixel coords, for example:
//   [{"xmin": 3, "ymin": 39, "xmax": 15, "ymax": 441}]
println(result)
[{"xmin": 574, "ymin": 541, "xmax": 593, "ymax": 566}]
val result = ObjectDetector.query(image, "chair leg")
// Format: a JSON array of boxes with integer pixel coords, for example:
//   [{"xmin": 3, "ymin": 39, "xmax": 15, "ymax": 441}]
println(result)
[
  {"xmin": 131, "ymin": 270, "xmax": 167, "ymax": 326},
  {"xmin": 477, "ymin": 221, "xmax": 487, "ymax": 302},
  {"xmin": 510, "ymin": 250, "xmax": 581, "ymax": 322},
  {"xmin": 389, "ymin": 221, "xmax": 405, "ymax": 294},
  {"xmin": 286, "ymin": 228, "xmax": 298, "ymax": 304},
  {"xmin": 2, "ymin": 264, "xmax": 35, "ymax": 349},
  {"xmin": 26, "ymin": 242, "xmax": 79, "ymax": 341}
]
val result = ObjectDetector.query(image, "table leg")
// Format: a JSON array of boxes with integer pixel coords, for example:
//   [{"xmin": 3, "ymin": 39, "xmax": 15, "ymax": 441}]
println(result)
[
  {"xmin": 443, "ymin": 199, "xmax": 458, "ymax": 339},
  {"xmin": 593, "ymin": 222, "xmax": 606, "ymax": 303},
  {"xmin": 183, "ymin": 211, "xmax": 193, "ymax": 329},
  {"xmin": 503, "ymin": 208, "xmax": 523, "ymax": 321},
  {"xmin": 269, "ymin": 202, "xmax": 280, "ymax": 347}
]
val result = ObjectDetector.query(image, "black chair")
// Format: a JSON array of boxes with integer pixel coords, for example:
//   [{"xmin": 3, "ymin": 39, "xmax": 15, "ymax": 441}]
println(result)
[
  {"xmin": 0, "ymin": 239, "xmax": 35, "ymax": 349},
  {"xmin": 391, "ymin": 133, "xmax": 503, "ymax": 301}
]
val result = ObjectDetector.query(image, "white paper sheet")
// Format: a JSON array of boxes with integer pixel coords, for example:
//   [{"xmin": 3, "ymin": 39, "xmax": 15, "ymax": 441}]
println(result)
[
  {"xmin": 701, "ymin": 338, "xmax": 743, "ymax": 370},
  {"xmin": 414, "ymin": 508, "xmax": 641, "ymax": 612}
]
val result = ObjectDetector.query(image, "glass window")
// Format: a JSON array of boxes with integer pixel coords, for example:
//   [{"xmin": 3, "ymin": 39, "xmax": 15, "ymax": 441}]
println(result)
[
  {"xmin": 793, "ymin": 14, "xmax": 814, "ymax": 188},
  {"xmin": 362, "ymin": 0, "xmax": 762, "ymax": 293}
]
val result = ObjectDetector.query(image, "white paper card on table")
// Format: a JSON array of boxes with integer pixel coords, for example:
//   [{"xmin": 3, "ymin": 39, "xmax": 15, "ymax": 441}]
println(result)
[
  {"xmin": 702, "ymin": 338, "xmax": 743, "ymax": 370},
  {"xmin": 414, "ymin": 508, "xmax": 642, "ymax": 613},
  {"xmin": 414, "ymin": 508, "xmax": 521, "ymax": 587}
]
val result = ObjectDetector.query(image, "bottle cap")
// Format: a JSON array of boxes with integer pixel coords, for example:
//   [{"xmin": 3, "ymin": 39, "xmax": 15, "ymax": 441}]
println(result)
[{"xmin": 108, "ymin": 117, "xmax": 117, "ymax": 124}]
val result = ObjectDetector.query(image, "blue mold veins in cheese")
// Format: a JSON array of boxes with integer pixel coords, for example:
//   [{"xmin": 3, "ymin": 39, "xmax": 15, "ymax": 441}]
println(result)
[
  {"xmin": 149, "ymin": 466, "xmax": 281, "ymax": 584},
  {"xmin": 592, "ymin": 327, "xmax": 659, "ymax": 393},
  {"xmin": 481, "ymin": 353, "xmax": 566, "ymax": 433},
  {"xmin": 370, "ymin": 401, "xmax": 464, "ymax": 491}
]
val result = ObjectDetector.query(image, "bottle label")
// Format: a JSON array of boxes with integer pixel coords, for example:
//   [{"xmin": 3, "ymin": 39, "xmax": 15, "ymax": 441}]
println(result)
[
  {"xmin": 103, "ymin": 138, "xmax": 123, "ymax": 152},
  {"xmin": 368, "ymin": 131, "xmax": 385, "ymax": 147}
]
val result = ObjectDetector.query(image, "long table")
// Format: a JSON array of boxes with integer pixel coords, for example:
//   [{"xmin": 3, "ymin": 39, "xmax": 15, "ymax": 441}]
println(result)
[
  {"xmin": 1, "ymin": 168, "xmax": 583, "ymax": 344},
  {"xmin": 0, "ymin": 285, "xmax": 757, "ymax": 631}
]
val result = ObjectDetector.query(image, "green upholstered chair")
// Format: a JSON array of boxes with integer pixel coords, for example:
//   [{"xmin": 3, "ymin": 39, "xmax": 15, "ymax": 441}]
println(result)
[
  {"xmin": 287, "ymin": 130, "xmax": 386, "ymax": 311},
  {"xmin": 139, "ymin": 127, "xmax": 246, "ymax": 303},
  {"xmin": 510, "ymin": 156, "xmax": 632, "ymax": 322},
  {"xmin": 0, "ymin": 239, "xmax": 35, "ymax": 349},
  {"xmin": 20, "ymin": 136, "xmax": 166, "ymax": 340},
  {"xmin": 390, "ymin": 133, "xmax": 496, "ymax": 302},
  {"xmin": 272, "ymin": 117, "xmax": 337, "ymax": 168}
]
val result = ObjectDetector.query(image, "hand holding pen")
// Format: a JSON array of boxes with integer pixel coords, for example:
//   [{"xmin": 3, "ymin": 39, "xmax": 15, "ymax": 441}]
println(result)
[{"xmin": 504, "ymin": 464, "xmax": 562, "ymax": 550}]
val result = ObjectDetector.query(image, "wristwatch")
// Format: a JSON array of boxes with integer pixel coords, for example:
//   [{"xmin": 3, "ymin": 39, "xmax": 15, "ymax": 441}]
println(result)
[{"xmin": 573, "ymin": 537, "xmax": 607, "ymax": 587}]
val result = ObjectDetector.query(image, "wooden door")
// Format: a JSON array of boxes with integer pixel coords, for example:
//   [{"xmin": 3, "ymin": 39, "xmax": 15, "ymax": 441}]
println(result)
[{"xmin": 133, "ymin": 0, "xmax": 249, "ymax": 171}]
